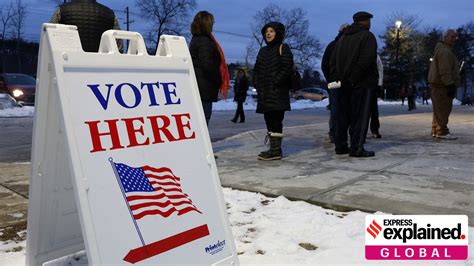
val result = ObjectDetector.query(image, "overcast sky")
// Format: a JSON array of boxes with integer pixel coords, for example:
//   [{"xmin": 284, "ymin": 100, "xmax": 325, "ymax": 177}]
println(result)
[{"xmin": 17, "ymin": 0, "xmax": 474, "ymax": 64}]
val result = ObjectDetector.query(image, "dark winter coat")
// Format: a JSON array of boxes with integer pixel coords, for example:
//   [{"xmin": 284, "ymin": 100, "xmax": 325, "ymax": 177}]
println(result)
[
  {"xmin": 190, "ymin": 35, "xmax": 222, "ymax": 102},
  {"xmin": 59, "ymin": 0, "xmax": 115, "ymax": 52},
  {"xmin": 253, "ymin": 22, "xmax": 294, "ymax": 113},
  {"xmin": 331, "ymin": 23, "xmax": 378, "ymax": 89},
  {"xmin": 233, "ymin": 76, "xmax": 249, "ymax": 102},
  {"xmin": 321, "ymin": 32, "xmax": 343, "ymax": 82},
  {"xmin": 407, "ymin": 85, "xmax": 416, "ymax": 97}
]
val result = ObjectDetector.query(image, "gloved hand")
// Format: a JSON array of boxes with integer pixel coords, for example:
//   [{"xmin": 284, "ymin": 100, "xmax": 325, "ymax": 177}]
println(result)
[{"xmin": 446, "ymin": 84, "xmax": 456, "ymax": 99}]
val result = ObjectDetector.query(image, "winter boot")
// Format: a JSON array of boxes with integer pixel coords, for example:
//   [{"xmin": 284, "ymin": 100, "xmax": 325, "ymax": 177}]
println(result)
[
  {"xmin": 257, "ymin": 132, "xmax": 272, "ymax": 158},
  {"xmin": 258, "ymin": 132, "xmax": 283, "ymax": 161}
]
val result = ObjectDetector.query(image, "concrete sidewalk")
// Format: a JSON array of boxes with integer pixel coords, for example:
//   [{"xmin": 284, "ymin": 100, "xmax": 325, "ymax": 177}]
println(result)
[
  {"xmin": 0, "ymin": 163, "xmax": 29, "ymax": 227},
  {"xmin": 214, "ymin": 107, "xmax": 474, "ymax": 225},
  {"xmin": 0, "ymin": 107, "xmax": 473, "ymax": 228}
]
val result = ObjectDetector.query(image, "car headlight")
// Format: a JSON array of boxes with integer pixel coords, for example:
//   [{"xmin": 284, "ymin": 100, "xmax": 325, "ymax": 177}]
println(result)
[{"xmin": 12, "ymin": 89, "xmax": 24, "ymax": 98}]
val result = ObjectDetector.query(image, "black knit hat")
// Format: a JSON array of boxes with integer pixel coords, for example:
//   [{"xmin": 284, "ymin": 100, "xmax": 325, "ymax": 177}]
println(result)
[{"xmin": 353, "ymin": 11, "xmax": 373, "ymax": 22}]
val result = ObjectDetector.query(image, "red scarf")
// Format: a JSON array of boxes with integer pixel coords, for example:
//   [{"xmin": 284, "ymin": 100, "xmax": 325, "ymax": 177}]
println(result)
[{"xmin": 210, "ymin": 34, "xmax": 229, "ymax": 99}]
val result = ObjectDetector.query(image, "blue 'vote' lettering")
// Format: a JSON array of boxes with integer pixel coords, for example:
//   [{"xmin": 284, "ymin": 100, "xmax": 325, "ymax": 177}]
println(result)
[{"xmin": 87, "ymin": 81, "xmax": 181, "ymax": 110}]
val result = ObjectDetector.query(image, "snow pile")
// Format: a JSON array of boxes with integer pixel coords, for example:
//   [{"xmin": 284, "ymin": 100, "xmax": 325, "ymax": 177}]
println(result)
[
  {"xmin": 225, "ymin": 188, "xmax": 473, "ymax": 265},
  {"xmin": 213, "ymin": 97, "xmax": 461, "ymax": 112},
  {"xmin": 226, "ymin": 188, "xmax": 367, "ymax": 264},
  {"xmin": 0, "ymin": 106, "xmax": 34, "ymax": 117},
  {"xmin": 214, "ymin": 97, "xmax": 330, "ymax": 111},
  {"xmin": 0, "ymin": 229, "xmax": 26, "ymax": 265},
  {"xmin": 1, "ymin": 188, "xmax": 472, "ymax": 265},
  {"xmin": 0, "ymin": 94, "xmax": 34, "ymax": 117}
]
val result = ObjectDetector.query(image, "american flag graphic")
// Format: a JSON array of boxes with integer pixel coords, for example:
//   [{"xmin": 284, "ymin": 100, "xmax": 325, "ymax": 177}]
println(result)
[{"xmin": 114, "ymin": 162, "xmax": 202, "ymax": 220}]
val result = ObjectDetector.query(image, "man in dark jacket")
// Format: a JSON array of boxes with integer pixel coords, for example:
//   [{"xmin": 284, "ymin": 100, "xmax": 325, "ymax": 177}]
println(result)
[
  {"xmin": 253, "ymin": 21, "xmax": 294, "ymax": 160},
  {"xmin": 330, "ymin": 11, "xmax": 378, "ymax": 157},
  {"xmin": 50, "ymin": 0, "xmax": 120, "ymax": 53},
  {"xmin": 322, "ymin": 23, "xmax": 348, "ymax": 144}
]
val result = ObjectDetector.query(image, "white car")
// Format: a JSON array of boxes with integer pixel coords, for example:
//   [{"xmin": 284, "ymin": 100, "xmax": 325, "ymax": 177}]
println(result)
[
  {"xmin": 292, "ymin": 87, "xmax": 329, "ymax": 101},
  {"xmin": 248, "ymin": 86, "xmax": 257, "ymax": 99}
]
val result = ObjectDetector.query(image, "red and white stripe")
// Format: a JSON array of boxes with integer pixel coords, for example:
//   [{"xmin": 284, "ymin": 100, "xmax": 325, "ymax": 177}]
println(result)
[
  {"xmin": 367, "ymin": 220, "xmax": 382, "ymax": 238},
  {"xmin": 126, "ymin": 165, "xmax": 201, "ymax": 220}
]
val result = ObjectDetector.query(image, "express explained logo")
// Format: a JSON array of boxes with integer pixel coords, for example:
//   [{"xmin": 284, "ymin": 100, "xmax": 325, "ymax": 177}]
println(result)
[
  {"xmin": 205, "ymin": 239, "xmax": 226, "ymax": 255},
  {"xmin": 365, "ymin": 215, "xmax": 469, "ymax": 260},
  {"xmin": 367, "ymin": 219, "xmax": 465, "ymax": 242}
]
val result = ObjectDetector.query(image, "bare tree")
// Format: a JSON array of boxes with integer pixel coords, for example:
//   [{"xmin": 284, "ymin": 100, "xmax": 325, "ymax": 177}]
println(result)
[
  {"xmin": 135, "ymin": 0, "xmax": 196, "ymax": 53},
  {"xmin": 10, "ymin": 0, "xmax": 27, "ymax": 72},
  {"xmin": 244, "ymin": 43, "xmax": 256, "ymax": 69},
  {"xmin": 1, "ymin": 2, "xmax": 14, "ymax": 71},
  {"xmin": 11, "ymin": 0, "xmax": 27, "ymax": 41},
  {"xmin": 250, "ymin": 3, "xmax": 279, "ymax": 48},
  {"xmin": 1, "ymin": 2, "xmax": 13, "ymax": 41},
  {"xmin": 249, "ymin": 3, "xmax": 321, "ymax": 70}
]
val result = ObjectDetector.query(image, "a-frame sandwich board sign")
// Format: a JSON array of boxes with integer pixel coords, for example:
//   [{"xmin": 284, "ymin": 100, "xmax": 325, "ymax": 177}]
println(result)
[{"xmin": 26, "ymin": 23, "xmax": 239, "ymax": 265}]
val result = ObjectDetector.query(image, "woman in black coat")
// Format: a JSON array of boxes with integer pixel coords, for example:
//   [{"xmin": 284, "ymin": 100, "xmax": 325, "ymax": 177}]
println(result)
[
  {"xmin": 189, "ymin": 11, "xmax": 222, "ymax": 125},
  {"xmin": 231, "ymin": 69, "xmax": 249, "ymax": 123},
  {"xmin": 253, "ymin": 21, "xmax": 294, "ymax": 160}
]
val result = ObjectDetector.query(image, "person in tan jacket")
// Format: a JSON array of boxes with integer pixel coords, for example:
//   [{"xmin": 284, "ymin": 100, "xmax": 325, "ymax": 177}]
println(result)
[{"xmin": 428, "ymin": 29, "xmax": 461, "ymax": 140}]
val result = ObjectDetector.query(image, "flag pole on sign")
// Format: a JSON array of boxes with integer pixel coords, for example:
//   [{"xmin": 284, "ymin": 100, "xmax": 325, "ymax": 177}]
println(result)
[{"xmin": 109, "ymin": 157, "xmax": 146, "ymax": 246}]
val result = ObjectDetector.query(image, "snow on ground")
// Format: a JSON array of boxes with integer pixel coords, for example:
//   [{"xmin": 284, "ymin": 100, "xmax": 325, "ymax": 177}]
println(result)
[
  {"xmin": 213, "ymin": 97, "xmax": 330, "ymax": 111},
  {"xmin": 0, "ymin": 96, "xmax": 459, "ymax": 118},
  {"xmin": 0, "ymin": 188, "xmax": 472, "ymax": 265},
  {"xmin": 0, "ymin": 106, "xmax": 34, "ymax": 117},
  {"xmin": 0, "ymin": 229, "xmax": 26, "ymax": 266},
  {"xmin": 0, "ymin": 93, "xmax": 35, "ymax": 117},
  {"xmin": 212, "ymin": 96, "xmax": 439, "ymax": 111}
]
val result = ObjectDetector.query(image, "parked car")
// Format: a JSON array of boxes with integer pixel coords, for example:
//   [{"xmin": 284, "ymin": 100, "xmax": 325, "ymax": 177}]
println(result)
[
  {"xmin": 292, "ymin": 87, "xmax": 329, "ymax": 101},
  {"xmin": 0, "ymin": 73, "xmax": 36, "ymax": 105},
  {"xmin": 248, "ymin": 86, "xmax": 257, "ymax": 99}
]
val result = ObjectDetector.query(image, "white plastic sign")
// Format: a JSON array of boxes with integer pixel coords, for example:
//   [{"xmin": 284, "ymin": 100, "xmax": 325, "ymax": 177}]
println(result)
[{"xmin": 26, "ymin": 23, "xmax": 238, "ymax": 265}]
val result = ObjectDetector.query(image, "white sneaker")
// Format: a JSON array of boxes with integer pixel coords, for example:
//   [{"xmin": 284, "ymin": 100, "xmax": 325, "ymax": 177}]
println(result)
[{"xmin": 436, "ymin": 133, "xmax": 458, "ymax": 140}]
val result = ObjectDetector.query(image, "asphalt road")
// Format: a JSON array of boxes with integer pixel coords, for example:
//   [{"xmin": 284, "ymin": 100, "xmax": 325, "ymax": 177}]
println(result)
[
  {"xmin": 208, "ymin": 103, "xmax": 434, "ymax": 141},
  {"xmin": 0, "ymin": 103, "xmax": 435, "ymax": 163}
]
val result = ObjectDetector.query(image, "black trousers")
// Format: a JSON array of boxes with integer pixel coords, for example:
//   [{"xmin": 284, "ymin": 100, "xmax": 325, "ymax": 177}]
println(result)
[
  {"xmin": 369, "ymin": 92, "xmax": 380, "ymax": 134},
  {"xmin": 264, "ymin": 110, "xmax": 285, "ymax": 133},
  {"xmin": 201, "ymin": 100, "xmax": 212, "ymax": 125},
  {"xmin": 328, "ymin": 88, "xmax": 339, "ymax": 138},
  {"xmin": 335, "ymin": 87, "xmax": 374, "ymax": 151},
  {"xmin": 408, "ymin": 96, "xmax": 415, "ymax": 110},
  {"xmin": 232, "ymin": 101, "xmax": 245, "ymax": 122}
]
